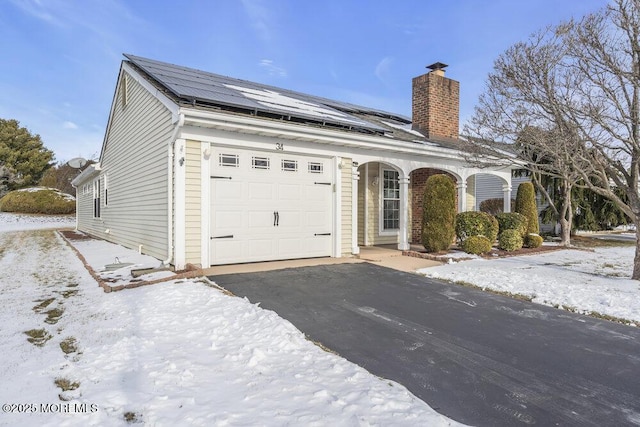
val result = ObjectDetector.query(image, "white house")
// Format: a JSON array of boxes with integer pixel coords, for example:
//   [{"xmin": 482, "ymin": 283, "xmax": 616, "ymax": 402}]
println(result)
[{"xmin": 72, "ymin": 54, "xmax": 514, "ymax": 270}]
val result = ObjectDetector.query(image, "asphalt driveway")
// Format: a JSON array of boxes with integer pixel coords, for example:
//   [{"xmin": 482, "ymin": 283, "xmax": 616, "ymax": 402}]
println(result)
[{"xmin": 211, "ymin": 263, "xmax": 640, "ymax": 426}]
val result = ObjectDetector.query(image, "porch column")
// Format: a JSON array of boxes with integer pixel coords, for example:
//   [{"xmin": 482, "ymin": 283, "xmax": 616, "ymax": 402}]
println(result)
[
  {"xmin": 503, "ymin": 183, "xmax": 512, "ymax": 213},
  {"xmin": 398, "ymin": 176, "xmax": 410, "ymax": 251},
  {"xmin": 457, "ymin": 180, "xmax": 468, "ymax": 212},
  {"xmin": 351, "ymin": 164, "xmax": 360, "ymax": 255}
]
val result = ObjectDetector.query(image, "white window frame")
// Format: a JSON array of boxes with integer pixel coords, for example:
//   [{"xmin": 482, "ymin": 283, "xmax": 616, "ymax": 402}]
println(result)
[
  {"xmin": 379, "ymin": 166, "xmax": 400, "ymax": 235},
  {"xmin": 219, "ymin": 153, "xmax": 239, "ymax": 167}
]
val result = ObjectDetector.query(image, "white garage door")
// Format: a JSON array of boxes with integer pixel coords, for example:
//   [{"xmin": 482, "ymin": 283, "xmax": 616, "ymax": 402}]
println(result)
[{"xmin": 209, "ymin": 148, "xmax": 333, "ymax": 266}]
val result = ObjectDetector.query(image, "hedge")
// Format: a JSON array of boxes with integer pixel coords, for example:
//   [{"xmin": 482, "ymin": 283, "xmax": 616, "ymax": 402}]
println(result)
[
  {"xmin": 461, "ymin": 235, "xmax": 493, "ymax": 255},
  {"xmin": 495, "ymin": 212, "xmax": 528, "ymax": 237},
  {"xmin": 455, "ymin": 211, "xmax": 498, "ymax": 243},
  {"xmin": 0, "ymin": 187, "xmax": 76, "ymax": 214},
  {"xmin": 524, "ymin": 233, "xmax": 544, "ymax": 248},
  {"xmin": 498, "ymin": 229, "xmax": 523, "ymax": 251}
]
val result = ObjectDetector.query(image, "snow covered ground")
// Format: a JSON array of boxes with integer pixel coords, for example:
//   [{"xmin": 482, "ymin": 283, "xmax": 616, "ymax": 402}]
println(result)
[
  {"xmin": 419, "ymin": 245, "xmax": 640, "ymax": 325},
  {"xmin": 0, "ymin": 215, "xmax": 459, "ymax": 426}
]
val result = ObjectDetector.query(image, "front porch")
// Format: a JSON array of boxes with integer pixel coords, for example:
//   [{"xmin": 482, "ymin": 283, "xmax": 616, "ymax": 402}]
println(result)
[{"xmin": 350, "ymin": 160, "xmax": 513, "ymax": 254}]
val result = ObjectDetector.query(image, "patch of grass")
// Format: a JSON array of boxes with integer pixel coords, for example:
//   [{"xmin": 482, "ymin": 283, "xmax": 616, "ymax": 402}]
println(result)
[
  {"xmin": 32, "ymin": 297, "xmax": 56, "ymax": 313},
  {"xmin": 571, "ymin": 235, "xmax": 636, "ymax": 248},
  {"xmin": 451, "ymin": 280, "xmax": 534, "ymax": 302},
  {"xmin": 66, "ymin": 283, "xmax": 79, "ymax": 288},
  {"xmin": 24, "ymin": 328, "xmax": 52, "ymax": 347},
  {"xmin": 124, "ymin": 411, "xmax": 142, "ymax": 423},
  {"xmin": 44, "ymin": 307, "xmax": 64, "ymax": 324},
  {"xmin": 59, "ymin": 337, "xmax": 78, "ymax": 354},
  {"xmin": 54, "ymin": 377, "xmax": 79, "ymax": 392},
  {"xmin": 589, "ymin": 311, "xmax": 640, "ymax": 327},
  {"xmin": 58, "ymin": 289, "xmax": 78, "ymax": 298}
]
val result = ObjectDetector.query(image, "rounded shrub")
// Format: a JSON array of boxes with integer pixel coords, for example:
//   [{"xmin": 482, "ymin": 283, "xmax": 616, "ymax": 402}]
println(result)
[
  {"xmin": 524, "ymin": 233, "xmax": 544, "ymax": 248},
  {"xmin": 498, "ymin": 229, "xmax": 523, "ymax": 251},
  {"xmin": 422, "ymin": 174, "xmax": 456, "ymax": 253},
  {"xmin": 495, "ymin": 212, "xmax": 528, "ymax": 237},
  {"xmin": 455, "ymin": 211, "xmax": 498, "ymax": 243},
  {"xmin": 0, "ymin": 187, "xmax": 75, "ymax": 214},
  {"xmin": 515, "ymin": 182, "xmax": 539, "ymax": 235},
  {"xmin": 461, "ymin": 235, "xmax": 493, "ymax": 255}
]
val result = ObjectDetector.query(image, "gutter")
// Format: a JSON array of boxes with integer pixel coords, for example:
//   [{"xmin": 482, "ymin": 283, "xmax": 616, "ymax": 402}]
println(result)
[{"xmin": 162, "ymin": 113, "xmax": 185, "ymax": 266}]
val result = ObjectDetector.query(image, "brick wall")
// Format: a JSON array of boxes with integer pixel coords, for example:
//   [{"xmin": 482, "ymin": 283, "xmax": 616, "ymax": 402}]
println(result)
[
  {"xmin": 410, "ymin": 169, "xmax": 458, "ymax": 243},
  {"xmin": 412, "ymin": 71, "xmax": 460, "ymax": 140}
]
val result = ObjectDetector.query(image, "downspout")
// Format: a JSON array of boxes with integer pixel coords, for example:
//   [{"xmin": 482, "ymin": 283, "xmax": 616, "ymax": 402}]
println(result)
[{"xmin": 162, "ymin": 113, "xmax": 185, "ymax": 266}]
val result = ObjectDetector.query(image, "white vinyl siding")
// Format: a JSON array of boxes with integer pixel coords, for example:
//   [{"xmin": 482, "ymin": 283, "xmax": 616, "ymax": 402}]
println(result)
[
  {"xmin": 185, "ymin": 140, "xmax": 202, "ymax": 266},
  {"xmin": 76, "ymin": 71, "xmax": 174, "ymax": 260}
]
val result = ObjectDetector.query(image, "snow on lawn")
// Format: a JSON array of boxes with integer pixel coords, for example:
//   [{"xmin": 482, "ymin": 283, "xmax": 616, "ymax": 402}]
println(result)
[
  {"xmin": 0, "ymin": 212, "xmax": 75, "ymax": 231},
  {"xmin": 0, "ymin": 215, "xmax": 459, "ymax": 426},
  {"xmin": 419, "ymin": 246, "xmax": 640, "ymax": 325}
]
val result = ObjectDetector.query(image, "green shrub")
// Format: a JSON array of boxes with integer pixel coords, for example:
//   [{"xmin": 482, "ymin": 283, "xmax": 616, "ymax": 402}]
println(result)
[
  {"xmin": 461, "ymin": 235, "xmax": 493, "ymax": 255},
  {"xmin": 455, "ymin": 211, "xmax": 498, "ymax": 243},
  {"xmin": 0, "ymin": 187, "xmax": 75, "ymax": 214},
  {"xmin": 495, "ymin": 212, "xmax": 528, "ymax": 237},
  {"xmin": 524, "ymin": 233, "xmax": 544, "ymax": 248},
  {"xmin": 479, "ymin": 198, "xmax": 515, "ymax": 216},
  {"xmin": 515, "ymin": 182, "xmax": 539, "ymax": 235},
  {"xmin": 498, "ymin": 229, "xmax": 523, "ymax": 251},
  {"xmin": 422, "ymin": 174, "xmax": 456, "ymax": 252}
]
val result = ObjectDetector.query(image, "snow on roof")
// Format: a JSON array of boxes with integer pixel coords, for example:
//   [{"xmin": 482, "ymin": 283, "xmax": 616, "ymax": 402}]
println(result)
[
  {"xmin": 380, "ymin": 120, "xmax": 425, "ymax": 138},
  {"xmin": 224, "ymin": 84, "xmax": 366, "ymax": 126}
]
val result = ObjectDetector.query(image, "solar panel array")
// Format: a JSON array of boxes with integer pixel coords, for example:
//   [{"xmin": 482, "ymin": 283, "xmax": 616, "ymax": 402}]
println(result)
[{"xmin": 124, "ymin": 54, "xmax": 405, "ymax": 133}]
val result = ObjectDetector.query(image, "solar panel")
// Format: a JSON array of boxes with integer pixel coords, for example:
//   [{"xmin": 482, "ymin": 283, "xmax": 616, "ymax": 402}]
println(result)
[{"xmin": 124, "ymin": 54, "xmax": 397, "ymax": 132}]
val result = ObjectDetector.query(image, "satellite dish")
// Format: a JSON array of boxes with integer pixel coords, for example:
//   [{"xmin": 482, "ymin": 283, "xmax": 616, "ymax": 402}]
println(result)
[{"xmin": 67, "ymin": 157, "xmax": 88, "ymax": 169}]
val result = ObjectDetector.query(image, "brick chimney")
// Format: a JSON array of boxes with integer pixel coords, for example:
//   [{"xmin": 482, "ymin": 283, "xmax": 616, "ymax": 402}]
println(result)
[{"xmin": 412, "ymin": 62, "xmax": 460, "ymax": 140}]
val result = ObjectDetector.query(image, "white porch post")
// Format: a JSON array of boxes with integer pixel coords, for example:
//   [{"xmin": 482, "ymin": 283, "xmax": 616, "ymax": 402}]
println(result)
[
  {"xmin": 503, "ymin": 183, "xmax": 512, "ymax": 213},
  {"xmin": 398, "ymin": 176, "xmax": 410, "ymax": 251},
  {"xmin": 457, "ymin": 180, "xmax": 468, "ymax": 212},
  {"xmin": 351, "ymin": 164, "xmax": 360, "ymax": 255}
]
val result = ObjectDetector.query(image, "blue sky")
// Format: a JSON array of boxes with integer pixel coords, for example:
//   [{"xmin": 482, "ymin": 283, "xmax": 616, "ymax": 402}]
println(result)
[{"xmin": 1, "ymin": 0, "xmax": 607, "ymax": 163}]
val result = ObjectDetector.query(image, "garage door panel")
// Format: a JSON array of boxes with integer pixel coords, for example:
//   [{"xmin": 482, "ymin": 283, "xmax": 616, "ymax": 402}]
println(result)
[
  {"xmin": 212, "ymin": 241, "xmax": 244, "ymax": 264},
  {"xmin": 214, "ymin": 211, "xmax": 244, "ymax": 229},
  {"xmin": 278, "ymin": 183, "xmax": 301, "ymax": 200},
  {"xmin": 278, "ymin": 211, "xmax": 300, "ymax": 228},
  {"xmin": 307, "ymin": 211, "xmax": 329, "ymax": 227},
  {"xmin": 278, "ymin": 238, "xmax": 301, "ymax": 257},
  {"xmin": 248, "ymin": 211, "xmax": 276, "ymax": 230},
  {"xmin": 248, "ymin": 239, "xmax": 276, "ymax": 258},
  {"xmin": 248, "ymin": 182, "xmax": 274, "ymax": 200},
  {"xmin": 214, "ymin": 181, "xmax": 244, "ymax": 200}
]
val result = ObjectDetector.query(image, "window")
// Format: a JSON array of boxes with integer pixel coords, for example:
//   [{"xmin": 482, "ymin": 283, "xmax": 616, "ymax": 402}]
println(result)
[
  {"xmin": 308, "ymin": 162, "xmax": 323, "ymax": 173},
  {"xmin": 281, "ymin": 159, "xmax": 298, "ymax": 172},
  {"xmin": 382, "ymin": 169, "xmax": 399, "ymax": 230},
  {"xmin": 219, "ymin": 154, "xmax": 239, "ymax": 167},
  {"xmin": 252, "ymin": 156, "xmax": 270, "ymax": 169},
  {"xmin": 93, "ymin": 178, "xmax": 101, "ymax": 218}
]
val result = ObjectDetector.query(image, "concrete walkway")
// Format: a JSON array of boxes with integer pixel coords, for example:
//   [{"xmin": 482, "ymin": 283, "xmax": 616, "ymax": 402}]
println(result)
[{"xmin": 201, "ymin": 245, "xmax": 442, "ymax": 276}]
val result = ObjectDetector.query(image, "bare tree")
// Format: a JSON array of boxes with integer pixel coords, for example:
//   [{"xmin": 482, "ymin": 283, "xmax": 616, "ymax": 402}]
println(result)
[{"xmin": 465, "ymin": 0, "xmax": 640, "ymax": 279}]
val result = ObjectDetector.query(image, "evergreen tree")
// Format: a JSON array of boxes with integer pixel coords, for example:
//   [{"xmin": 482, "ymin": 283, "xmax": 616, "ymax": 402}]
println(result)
[
  {"xmin": 0, "ymin": 118, "xmax": 54, "ymax": 197},
  {"xmin": 422, "ymin": 174, "xmax": 456, "ymax": 252},
  {"xmin": 515, "ymin": 181, "xmax": 539, "ymax": 235}
]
